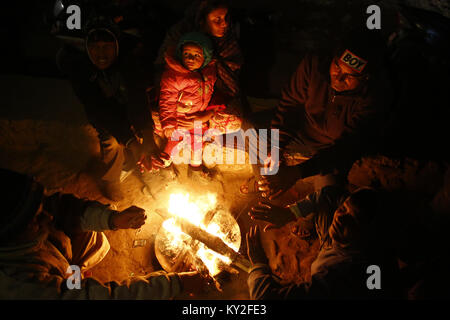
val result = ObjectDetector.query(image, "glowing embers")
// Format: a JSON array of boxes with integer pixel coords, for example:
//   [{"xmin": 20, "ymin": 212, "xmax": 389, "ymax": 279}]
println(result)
[{"xmin": 155, "ymin": 192, "xmax": 240, "ymax": 276}]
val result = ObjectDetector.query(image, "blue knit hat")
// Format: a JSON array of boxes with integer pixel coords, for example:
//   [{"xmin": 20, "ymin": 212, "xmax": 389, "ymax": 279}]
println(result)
[{"xmin": 176, "ymin": 32, "xmax": 214, "ymax": 69}]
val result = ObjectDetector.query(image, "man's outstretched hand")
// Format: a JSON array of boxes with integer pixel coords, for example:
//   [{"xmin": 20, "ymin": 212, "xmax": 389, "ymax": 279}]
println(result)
[
  {"xmin": 257, "ymin": 164, "xmax": 303, "ymax": 200},
  {"xmin": 249, "ymin": 201, "xmax": 297, "ymax": 231},
  {"xmin": 246, "ymin": 225, "xmax": 268, "ymax": 266},
  {"xmin": 137, "ymin": 151, "xmax": 171, "ymax": 173},
  {"xmin": 111, "ymin": 205, "xmax": 147, "ymax": 230}
]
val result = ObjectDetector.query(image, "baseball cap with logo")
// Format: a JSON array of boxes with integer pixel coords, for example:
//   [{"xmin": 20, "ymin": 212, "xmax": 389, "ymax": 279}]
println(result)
[{"xmin": 334, "ymin": 29, "xmax": 387, "ymax": 75}]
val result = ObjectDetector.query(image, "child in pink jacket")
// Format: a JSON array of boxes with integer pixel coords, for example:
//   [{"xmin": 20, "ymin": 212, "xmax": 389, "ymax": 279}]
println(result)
[{"xmin": 155, "ymin": 32, "xmax": 241, "ymax": 167}]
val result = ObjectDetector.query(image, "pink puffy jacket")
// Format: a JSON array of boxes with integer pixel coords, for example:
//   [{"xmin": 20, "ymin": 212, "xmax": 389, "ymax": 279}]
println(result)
[{"xmin": 158, "ymin": 49, "xmax": 217, "ymax": 130}]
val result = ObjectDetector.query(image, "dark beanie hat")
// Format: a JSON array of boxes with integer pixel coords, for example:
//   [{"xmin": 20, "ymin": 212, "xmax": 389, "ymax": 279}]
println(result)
[
  {"xmin": 176, "ymin": 32, "xmax": 214, "ymax": 69},
  {"xmin": 0, "ymin": 168, "xmax": 44, "ymax": 241},
  {"xmin": 334, "ymin": 28, "xmax": 387, "ymax": 75}
]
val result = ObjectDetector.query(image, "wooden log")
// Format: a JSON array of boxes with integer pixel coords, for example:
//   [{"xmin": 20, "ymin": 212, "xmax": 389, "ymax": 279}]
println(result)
[{"xmin": 155, "ymin": 209, "xmax": 251, "ymax": 273}]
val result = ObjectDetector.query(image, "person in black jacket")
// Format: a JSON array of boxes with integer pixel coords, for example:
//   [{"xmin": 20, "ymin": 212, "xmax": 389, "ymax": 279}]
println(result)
[
  {"xmin": 58, "ymin": 17, "xmax": 168, "ymax": 201},
  {"xmin": 246, "ymin": 186, "xmax": 401, "ymax": 299},
  {"xmin": 255, "ymin": 29, "xmax": 393, "ymax": 199}
]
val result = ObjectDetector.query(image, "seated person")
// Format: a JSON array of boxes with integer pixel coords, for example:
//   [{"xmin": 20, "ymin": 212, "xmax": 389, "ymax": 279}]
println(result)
[
  {"xmin": 255, "ymin": 29, "xmax": 393, "ymax": 198},
  {"xmin": 58, "ymin": 17, "xmax": 167, "ymax": 201},
  {"xmin": 153, "ymin": 31, "xmax": 241, "ymax": 167},
  {"xmin": 246, "ymin": 186, "xmax": 401, "ymax": 299},
  {"xmin": 0, "ymin": 168, "xmax": 207, "ymax": 299},
  {"xmin": 155, "ymin": 0, "xmax": 244, "ymax": 105}
]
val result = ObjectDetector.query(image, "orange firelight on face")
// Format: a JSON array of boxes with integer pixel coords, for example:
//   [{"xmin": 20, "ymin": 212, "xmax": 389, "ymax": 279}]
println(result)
[
  {"xmin": 182, "ymin": 43, "xmax": 205, "ymax": 71},
  {"xmin": 329, "ymin": 57, "xmax": 367, "ymax": 92},
  {"xmin": 205, "ymin": 7, "xmax": 229, "ymax": 38}
]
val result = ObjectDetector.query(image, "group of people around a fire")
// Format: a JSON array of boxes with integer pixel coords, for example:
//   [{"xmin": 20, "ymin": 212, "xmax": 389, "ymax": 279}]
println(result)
[{"xmin": 0, "ymin": 0, "xmax": 425, "ymax": 300}]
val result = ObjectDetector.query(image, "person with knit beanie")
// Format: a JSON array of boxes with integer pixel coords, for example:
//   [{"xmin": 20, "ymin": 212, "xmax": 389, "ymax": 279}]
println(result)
[{"xmin": 154, "ymin": 31, "xmax": 240, "ymax": 168}]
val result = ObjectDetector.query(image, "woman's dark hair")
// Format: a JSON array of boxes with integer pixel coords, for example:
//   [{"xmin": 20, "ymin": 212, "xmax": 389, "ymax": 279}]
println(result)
[{"xmin": 194, "ymin": 0, "xmax": 231, "ymax": 29}]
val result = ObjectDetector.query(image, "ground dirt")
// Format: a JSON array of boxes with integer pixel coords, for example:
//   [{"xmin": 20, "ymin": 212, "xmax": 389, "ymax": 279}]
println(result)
[
  {"xmin": 1, "ymin": 0, "xmax": 449, "ymax": 299},
  {"xmin": 2, "ymin": 74, "xmax": 448, "ymax": 299}
]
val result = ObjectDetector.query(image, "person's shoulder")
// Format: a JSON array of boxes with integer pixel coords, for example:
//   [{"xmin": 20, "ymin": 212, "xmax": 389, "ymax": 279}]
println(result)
[
  {"xmin": 290, "ymin": 53, "xmax": 321, "ymax": 80},
  {"xmin": 303, "ymin": 52, "xmax": 332, "ymax": 73},
  {"xmin": 203, "ymin": 59, "xmax": 218, "ymax": 70},
  {"xmin": 200, "ymin": 62, "xmax": 218, "ymax": 81}
]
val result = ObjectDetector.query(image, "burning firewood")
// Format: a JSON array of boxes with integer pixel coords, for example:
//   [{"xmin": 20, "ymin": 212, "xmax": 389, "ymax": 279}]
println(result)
[{"xmin": 155, "ymin": 208, "xmax": 251, "ymax": 273}]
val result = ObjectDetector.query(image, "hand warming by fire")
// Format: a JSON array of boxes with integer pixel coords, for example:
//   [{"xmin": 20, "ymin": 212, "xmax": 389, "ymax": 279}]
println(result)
[{"xmin": 110, "ymin": 206, "xmax": 147, "ymax": 230}]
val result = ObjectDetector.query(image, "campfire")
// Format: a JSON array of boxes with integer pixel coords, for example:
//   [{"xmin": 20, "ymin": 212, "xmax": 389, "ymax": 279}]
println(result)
[{"xmin": 154, "ymin": 191, "xmax": 249, "ymax": 277}]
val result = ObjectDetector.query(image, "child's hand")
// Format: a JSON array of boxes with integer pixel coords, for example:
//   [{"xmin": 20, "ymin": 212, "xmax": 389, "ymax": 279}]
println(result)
[
  {"xmin": 248, "ymin": 201, "xmax": 297, "ymax": 231},
  {"xmin": 185, "ymin": 110, "xmax": 215, "ymax": 123}
]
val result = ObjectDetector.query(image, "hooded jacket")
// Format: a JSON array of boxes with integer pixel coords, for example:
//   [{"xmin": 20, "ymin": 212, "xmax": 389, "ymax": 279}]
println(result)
[{"xmin": 158, "ymin": 39, "xmax": 217, "ymax": 130}]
